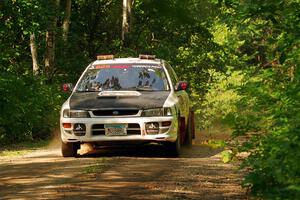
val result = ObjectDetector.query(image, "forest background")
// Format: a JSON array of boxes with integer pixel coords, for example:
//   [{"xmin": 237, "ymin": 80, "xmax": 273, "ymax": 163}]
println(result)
[{"xmin": 1, "ymin": 0, "xmax": 300, "ymax": 199}]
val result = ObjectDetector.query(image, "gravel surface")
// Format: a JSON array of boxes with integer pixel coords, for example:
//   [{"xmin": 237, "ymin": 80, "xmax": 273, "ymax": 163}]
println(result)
[{"xmin": 0, "ymin": 132, "xmax": 249, "ymax": 200}]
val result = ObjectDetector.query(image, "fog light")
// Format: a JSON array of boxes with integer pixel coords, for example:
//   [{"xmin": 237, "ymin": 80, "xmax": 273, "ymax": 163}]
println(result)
[
  {"xmin": 145, "ymin": 122, "xmax": 159, "ymax": 134},
  {"xmin": 63, "ymin": 123, "xmax": 72, "ymax": 128}
]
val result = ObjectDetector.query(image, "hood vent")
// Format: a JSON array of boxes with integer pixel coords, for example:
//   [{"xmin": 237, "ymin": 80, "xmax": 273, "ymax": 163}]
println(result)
[{"xmin": 98, "ymin": 91, "xmax": 141, "ymax": 97}]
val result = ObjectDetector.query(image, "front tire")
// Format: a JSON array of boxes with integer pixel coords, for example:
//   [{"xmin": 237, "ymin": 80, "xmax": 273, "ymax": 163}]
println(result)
[
  {"xmin": 165, "ymin": 138, "xmax": 180, "ymax": 157},
  {"xmin": 165, "ymin": 117, "xmax": 182, "ymax": 157},
  {"xmin": 61, "ymin": 141, "xmax": 79, "ymax": 157}
]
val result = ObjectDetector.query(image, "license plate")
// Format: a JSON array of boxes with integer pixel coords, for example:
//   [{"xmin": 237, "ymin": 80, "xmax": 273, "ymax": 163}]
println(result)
[{"xmin": 104, "ymin": 124, "xmax": 127, "ymax": 136}]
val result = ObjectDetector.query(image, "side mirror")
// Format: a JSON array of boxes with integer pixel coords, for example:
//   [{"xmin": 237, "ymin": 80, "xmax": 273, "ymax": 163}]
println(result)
[
  {"xmin": 175, "ymin": 81, "xmax": 188, "ymax": 91},
  {"xmin": 62, "ymin": 83, "xmax": 74, "ymax": 92}
]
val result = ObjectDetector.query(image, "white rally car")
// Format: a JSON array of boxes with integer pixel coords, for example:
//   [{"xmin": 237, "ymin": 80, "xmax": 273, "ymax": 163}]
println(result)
[{"xmin": 60, "ymin": 55, "xmax": 195, "ymax": 157}]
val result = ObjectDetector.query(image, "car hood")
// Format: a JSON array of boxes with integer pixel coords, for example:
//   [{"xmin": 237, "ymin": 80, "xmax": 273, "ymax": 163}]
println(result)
[{"xmin": 69, "ymin": 91, "xmax": 170, "ymax": 110}]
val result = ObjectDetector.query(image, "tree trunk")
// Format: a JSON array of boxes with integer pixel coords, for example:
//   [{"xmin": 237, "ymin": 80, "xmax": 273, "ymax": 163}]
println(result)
[
  {"xmin": 128, "ymin": 0, "xmax": 132, "ymax": 32},
  {"xmin": 45, "ymin": 30, "xmax": 55, "ymax": 78},
  {"xmin": 30, "ymin": 33, "xmax": 39, "ymax": 75},
  {"xmin": 62, "ymin": 0, "xmax": 71, "ymax": 42},
  {"xmin": 122, "ymin": 0, "xmax": 132, "ymax": 43},
  {"xmin": 122, "ymin": 0, "xmax": 128, "ymax": 41},
  {"xmin": 45, "ymin": 0, "xmax": 60, "ymax": 79}
]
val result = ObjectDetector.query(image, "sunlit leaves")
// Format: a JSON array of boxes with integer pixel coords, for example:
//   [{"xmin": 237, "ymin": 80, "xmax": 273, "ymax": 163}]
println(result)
[{"xmin": 208, "ymin": 0, "xmax": 300, "ymax": 198}]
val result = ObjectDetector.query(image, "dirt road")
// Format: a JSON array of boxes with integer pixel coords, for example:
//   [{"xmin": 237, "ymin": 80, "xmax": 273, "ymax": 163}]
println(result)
[{"xmin": 0, "ymin": 133, "xmax": 248, "ymax": 200}]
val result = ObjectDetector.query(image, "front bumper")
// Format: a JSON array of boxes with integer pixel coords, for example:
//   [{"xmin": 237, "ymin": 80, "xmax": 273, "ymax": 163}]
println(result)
[{"xmin": 60, "ymin": 116, "xmax": 178, "ymax": 143}]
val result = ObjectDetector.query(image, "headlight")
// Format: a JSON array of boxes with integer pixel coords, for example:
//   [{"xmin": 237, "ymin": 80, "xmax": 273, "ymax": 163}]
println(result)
[
  {"xmin": 63, "ymin": 109, "xmax": 90, "ymax": 118},
  {"xmin": 141, "ymin": 108, "xmax": 172, "ymax": 117}
]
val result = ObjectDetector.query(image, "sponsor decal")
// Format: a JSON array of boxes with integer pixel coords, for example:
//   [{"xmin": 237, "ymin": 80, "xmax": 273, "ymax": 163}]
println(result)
[
  {"xmin": 91, "ymin": 64, "xmax": 161, "ymax": 69},
  {"xmin": 111, "ymin": 65, "xmax": 129, "ymax": 69},
  {"xmin": 132, "ymin": 65, "xmax": 161, "ymax": 69},
  {"xmin": 93, "ymin": 65, "xmax": 110, "ymax": 69},
  {"xmin": 92, "ymin": 65, "xmax": 130, "ymax": 69}
]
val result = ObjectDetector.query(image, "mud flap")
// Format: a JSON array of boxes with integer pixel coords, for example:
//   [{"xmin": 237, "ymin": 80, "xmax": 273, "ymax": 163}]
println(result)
[
  {"xmin": 190, "ymin": 110, "xmax": 195, "ymax": 139},
  {"xmin": 184, "ymin": 110, "xmax": 194, "ymax": 146},
  {"xmin": 180, "ymin": 117, "xmax": 186, "ymax": 145}
]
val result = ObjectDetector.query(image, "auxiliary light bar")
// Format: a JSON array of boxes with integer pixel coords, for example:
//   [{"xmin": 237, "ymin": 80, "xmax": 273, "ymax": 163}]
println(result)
[
  {"xmin": 139, "ymin": 54, "xmax": 156, "ymax": 60},
  {"xmin": 96, "ymin": 54, "xmax": 114, "ymax": 60}
]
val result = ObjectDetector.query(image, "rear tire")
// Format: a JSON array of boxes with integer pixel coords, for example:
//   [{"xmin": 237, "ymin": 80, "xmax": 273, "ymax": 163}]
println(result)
[{"xmin": 61, "ymin": 141, "xmax": 79, "ymax": 157}]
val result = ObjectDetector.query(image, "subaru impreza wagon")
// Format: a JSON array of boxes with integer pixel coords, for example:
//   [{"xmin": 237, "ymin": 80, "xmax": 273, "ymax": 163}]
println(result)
[{"xmin": 60, "ymin": 55, "xmax": 195, "ymax": 157}]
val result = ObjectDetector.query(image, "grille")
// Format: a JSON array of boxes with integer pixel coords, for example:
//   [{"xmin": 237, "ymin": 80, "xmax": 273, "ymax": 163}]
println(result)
[
  {"xmin": 91, "ymin": 123, "xmax": 141, "ymax": 135},
  {"xmin": 91, "ymin": 124, "xmax": 105, "ymax": 135},
  {"xmin": 92, "ymin": 110, "xmax": 139, "ymax": 116}
]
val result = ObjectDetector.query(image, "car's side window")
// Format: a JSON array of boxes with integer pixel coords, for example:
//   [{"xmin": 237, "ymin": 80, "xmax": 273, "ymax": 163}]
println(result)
[{"xmin": 164, "ymin": 62, "xmax": 178, "ymax": 86}]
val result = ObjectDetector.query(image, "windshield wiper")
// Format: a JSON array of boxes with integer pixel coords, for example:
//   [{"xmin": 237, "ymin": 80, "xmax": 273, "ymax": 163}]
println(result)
[
  {"xmin": 134, "ymin": 87, "xmax": 154, "ymax": 91},
  {"xmin": 76, "ymin": 89, "xmax": 98, "ymax": 92}
]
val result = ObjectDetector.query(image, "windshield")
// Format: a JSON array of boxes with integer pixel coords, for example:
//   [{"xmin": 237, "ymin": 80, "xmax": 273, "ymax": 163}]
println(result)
[{"xmin": 76, "ymin": 64, "xmax": 169, "ymax": 92}]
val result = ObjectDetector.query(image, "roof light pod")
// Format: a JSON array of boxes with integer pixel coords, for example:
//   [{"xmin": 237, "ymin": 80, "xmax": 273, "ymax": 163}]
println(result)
[
  {"xmin": 139, "ymin": 54, "xmax": 156, "ymax": 60},
  {"xmin": 96, "ymin": 54, "xmax": 114, "ymax": 60}
]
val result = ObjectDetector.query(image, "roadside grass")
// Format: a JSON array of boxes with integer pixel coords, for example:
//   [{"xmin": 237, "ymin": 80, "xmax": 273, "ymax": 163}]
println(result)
[
  {"xmin": 202, "ymin": 139, "xmax": 234, "ymax": 163},
  {"xmin": 205, "ymin": 139, "xmax": 226, "ymax": 149},
  {"xmin": 198, "ymin": 125, "xmax": 236, "ymax": 164},
  {"xmin": 0, "ymin": 139, "xmax": 50, "ymax": 157},
  {"xmin": 84, "ymin": 158, "xmax": 112, "ymax": 174}
]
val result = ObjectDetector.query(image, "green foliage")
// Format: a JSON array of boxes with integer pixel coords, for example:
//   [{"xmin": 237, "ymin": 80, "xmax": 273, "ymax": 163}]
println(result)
[
  {"xmin": 200, "ymin": 69, "xmax": 244, "ymax": 129},
  {"xmin": 236, "ymin": 68, "xmax": 300, "ymax": 199},
  {"xmin": 0, "ymin": 0, "xmax": 224, "ymax": 144},
  {"xmin": 131, "ymin": 0, "xmax": 224, "ymax": 102},
  {"xmin": 5, "ymin": 0, "xmax": 300, "ymax": 198},
  {"xmin": 206, "ymin": 139, "xmax": 226, "ymax": 149},
  {"xmin": 0, "ymin": 0, "xmax": 51, "ymax": 74},
  {"xmin": 202, "ymin": 0, "xmax": 300, "ymax": 199},
  {"xmin": 0, "ymin": 0, "xmax": 64, "ymax": 144},
  {"xmin": 221, "ymin": 150, "xmax": 233, "ymax": 163},
  {"xmin": 0, "ymin": 73, "xmax": 63, "ymax": 144},
  {"xmin": 0, "ymin": 139, "xmax": 50, "ymax": 157},
  {"xmin": 84, "ymin": 158, "xmax": 111, "ymax": 174}
]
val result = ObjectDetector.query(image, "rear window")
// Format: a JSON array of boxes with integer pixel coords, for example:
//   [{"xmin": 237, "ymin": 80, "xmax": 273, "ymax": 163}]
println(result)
[{"xmin": 76, "ymin": 64, "xmax": 169, "ymax": 92}]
